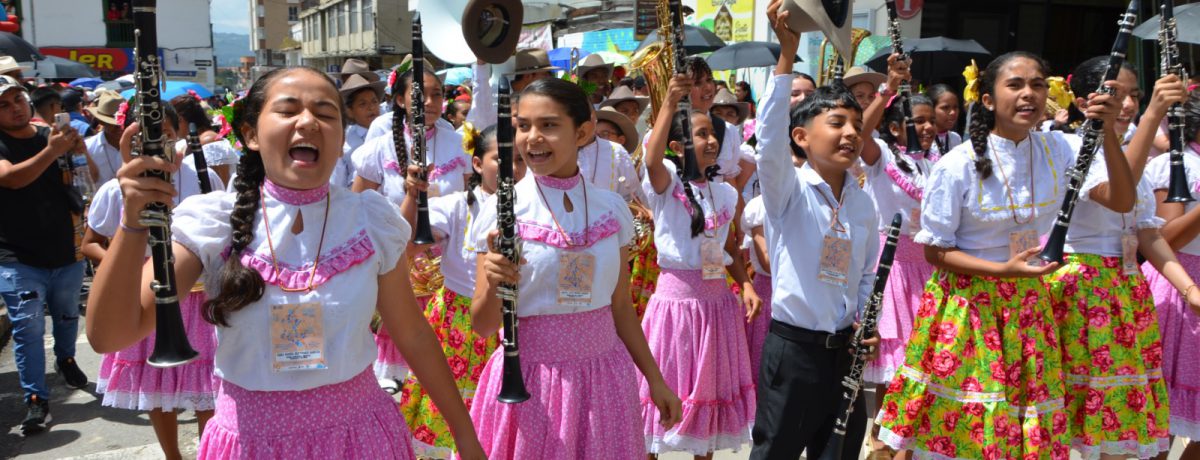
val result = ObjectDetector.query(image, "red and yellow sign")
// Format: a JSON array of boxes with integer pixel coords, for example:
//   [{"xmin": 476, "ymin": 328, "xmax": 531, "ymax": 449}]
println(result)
[{"xmin": 39, "ymin": 47, "xmax": 135, "ymax": 73}]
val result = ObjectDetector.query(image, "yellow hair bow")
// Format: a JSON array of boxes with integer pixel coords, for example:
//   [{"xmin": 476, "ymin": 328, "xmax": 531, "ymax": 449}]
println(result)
[
  {"xmin": 962, "ymin": 60, "xmax": 980, "ymax": 104},
  {"xmin": 1047, "ymin": 76, "xmax": 1075, "ymax": 112},
  {"xmin": 461, "ymin": 122, "xmax": 479, "ymax": 157}
]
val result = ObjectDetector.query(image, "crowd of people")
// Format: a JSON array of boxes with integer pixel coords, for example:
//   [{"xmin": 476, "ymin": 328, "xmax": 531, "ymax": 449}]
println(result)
[{"xmin": 3, "ymin": 1, "xmax": 1200, "ymax": 460}]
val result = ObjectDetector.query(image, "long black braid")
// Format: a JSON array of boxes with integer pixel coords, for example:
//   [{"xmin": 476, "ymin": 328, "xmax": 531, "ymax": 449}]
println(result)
[{"xmin": 668, "ymin": 110, "xmax": 707, "ymax": 238}]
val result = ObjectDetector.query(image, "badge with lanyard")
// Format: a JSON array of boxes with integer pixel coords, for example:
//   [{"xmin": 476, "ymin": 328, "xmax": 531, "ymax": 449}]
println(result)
[
  {"xmin": 557, "ymin": 252, "xmax": 596, "ymax": 307},
  {"xmin": 816, "ymin": 186, "xmax": 852, "ymax": 287},
  {"xmin": 270, "ymin": 302, "xmax": 328, "ymax": 372},
  {"xmin": 1120, "ymin": 213, "xmax": 1140, "ymax": 276},
  {"xmin": 697, "ymin": 184, "xmax": 727, "ymax": 280}
]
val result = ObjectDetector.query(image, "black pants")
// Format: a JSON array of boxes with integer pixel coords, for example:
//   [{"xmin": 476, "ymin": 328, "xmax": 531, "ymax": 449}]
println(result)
[{"xmin": 749, "ymin": 323, "xmax": 866, "ymax": 460}]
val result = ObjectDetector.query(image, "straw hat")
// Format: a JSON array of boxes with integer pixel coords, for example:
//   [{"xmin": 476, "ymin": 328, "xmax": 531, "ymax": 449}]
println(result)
[
  {"xmin": 843, "ymin": 66, "xmax": 886, "ymax": 90},
  {"xmin": 595, "ymin": 106, "xmax": 638, "ymax": 153},
  {"xmin": 710, "ymin": 87, "xmax": 750, "ymax": 124},
  {"xmin": 599, "ymin": 85, "xmax": 649, "ymax": 115},
  {"xmin": 574, "ymin": 54, "xmax": 613, "ymax": 80},
  {"xmin": 89, "ymin": 90, "xmax": 125, "ymax": 126},
  {"xmin": 0, "ymin": 56, "xmax": 27, "ymax": 76},
  {"xmin": 513, "ymin": 48, "xmax": 559, "ymax": 75},
  {"xmin": 462, "ymin": 0, "xmax": 524, "ymax": 64},
  {"xmin": 340, "ymin": 73, "xmax": 386, "ymax": 102}
]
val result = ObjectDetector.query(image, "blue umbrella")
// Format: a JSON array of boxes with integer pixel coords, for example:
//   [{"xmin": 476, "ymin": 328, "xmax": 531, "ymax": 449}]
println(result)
[
  {"xmin": 548, "ymin": 47, "xmax": 589, "ymax": 73},
  {"xmin": 436, "ymin": 67, "xmax": 473, "ymax": 87},
  {"xmin": 120, "ymin": 81, "xmax": 213, "ymax": 100},
  {"xmin": 69, "ymin": 77, "xmax": 104, "ymax": 89}
]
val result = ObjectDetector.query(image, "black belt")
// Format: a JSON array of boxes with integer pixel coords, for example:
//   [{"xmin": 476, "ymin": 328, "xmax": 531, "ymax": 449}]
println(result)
[{"xmin": 770, "ymin": 320, "xmax": 853, "ymax": 349}]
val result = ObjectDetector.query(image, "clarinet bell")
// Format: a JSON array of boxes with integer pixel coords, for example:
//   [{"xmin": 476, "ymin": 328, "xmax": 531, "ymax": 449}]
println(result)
[
  {"xmin": 146, "ymin": 302, "xmax": 200, "ymax": 368},
  {"xmin": 497, "ymin": 354, "xmax": 530, "ymax": 403},
  {"xmin": 1164, "ymin": 166, "xmax": 1195, "ymax": 203},
  {"xmin": 1037, "ymin": 229, "xmax": 1066, "ymax": 264}
]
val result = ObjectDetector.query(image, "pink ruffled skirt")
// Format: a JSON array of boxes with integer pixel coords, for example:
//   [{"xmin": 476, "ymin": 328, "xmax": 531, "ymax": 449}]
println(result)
[
  {"xmin": 865, "ymin": 234, "xmax": 935, "ymax": 384},
  {"xmin": 641, "ymin": 269, "xmax": 754, "ymax": 455},
  {"xmin": 374, "ymin": 294, "xmax": 431, "ymax": 381},
  {"xmin": 198, "ymin": 367, "xmax": 414, "ymax": 459},
  {"xmin": 99, "ymin": 290, "xmax": 217, "ymax": 411},
  {"xmin": 744, "ymin": 273, "xmax": 773, "ymax": 383},
  {"xmin": 469, "ymin": 306, "xmax": 643, "ymax": 460},
  {"xmin": 1143, "ymin": 252, "xmax": 1200, "ymax": 439}
]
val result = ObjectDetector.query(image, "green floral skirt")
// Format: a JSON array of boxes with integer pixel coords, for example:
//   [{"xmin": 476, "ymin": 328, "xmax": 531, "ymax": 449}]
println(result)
[
  {"xmin": 399, "ymin": 287, "xmax": 498, "ymax": 459},
  {"xmin": 1046, "ymin": 254, "xmax": 1170, "ymax": 459},
  {"xmin": 876, "ymin": 269, "xmax": 1070, "ymax": 460}
]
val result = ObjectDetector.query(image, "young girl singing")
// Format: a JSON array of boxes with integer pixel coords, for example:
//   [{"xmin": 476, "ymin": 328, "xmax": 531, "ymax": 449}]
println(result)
[
  {"xmin": 82, "ymin": 103, "xmax": 222, "ymax": 460},
  {"xmin": 1144, "ymin": 90, "xmax": 1200, "ymax": 460},
  {"xmin": 395, "ymin": 125, "xmax": 524, "ymax": 459},
  {"xmin": 641, "ymin": 73, "xmax": 761, "ymax": 458},
  {"xmin": 1046, "ymin": 59, "xmax": 1195, "ymax": 460},
  {"xmin": 353, "ymin": 66, "xmax": 471, "ymax": 383},
  {"xmin": 468, "ymin": 78, "xmax": 681, "ymax": 459},
  {"xmin": 874, "ymin": 51, "xmax": 1132, "ymax": 460},
  {"xmin": 85, "ymin": 67, "xmax": 483, "ymax": 460}
]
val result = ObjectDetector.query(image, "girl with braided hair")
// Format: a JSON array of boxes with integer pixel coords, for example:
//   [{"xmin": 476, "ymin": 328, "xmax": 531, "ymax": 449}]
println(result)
[
  {"xmin": 351, "ymin": 65, "xmax": 472, "ymax": 384},
  {"xmin": 85, "ymin": 67, "xmax": 484, "ymax": 459},
  {"xmin": 640, "ymin": 71, "xmax": 761, "ymax": 458},
  {"xmin": 395, "ymin": 125, "xmax": 525, "ymax": 459},
  {"xmin": 875, "ymin": 51, "xmax": 1133, "ymax": 459}
]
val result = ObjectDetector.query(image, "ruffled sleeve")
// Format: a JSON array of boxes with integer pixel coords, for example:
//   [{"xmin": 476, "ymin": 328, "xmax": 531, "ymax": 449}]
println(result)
[
  {"xmin": 863, "ymin": 138, "xmax": 893, "ymax": 177},
  {"xmin": 601, "ymin": 190, "xmax": 636, "ymax": 247},
  {"xmin": 87, "ymin": 179, "xmax": 124, "ymax": 238},
  {"xmin": 1144, "ymin": 153, "xmax": 1172, "ymax": 191},
  {"xmin": 914, "ymin": 148, "xmax": 970, "ymax": 248},
  {"xmin": 427, "ymin": 192, "xmax": 464, "ymax": 241},
  {"xmin": 741, "ymin": 195, "xmax": 765, "ymax": 230},
  {"xmin": 354, "ymin": 137, "xmax": 388, "ymax": 184},
  {"xmin": 1077, "ymin": 153, "xmax": 1109, "ymax": 203},
  {"xmin": 362, "ymin": 190, "xmax": 411, "ymax": 274},
  {"xmin": 467, "ymin": 193, "xmax": 500, "ymax": 254},
  {"xmin": 203, "ymin": 141, "xmax": 241, "ymax": 166},
  {"xmin": 172, "ymin": 191, "xmax": 235, "ymax": 273}
]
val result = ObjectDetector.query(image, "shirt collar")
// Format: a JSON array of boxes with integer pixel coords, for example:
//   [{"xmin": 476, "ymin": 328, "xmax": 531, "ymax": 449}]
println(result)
[{"xmin": 799, "ymin": 162, "xmax": 857, "ymax": 197}]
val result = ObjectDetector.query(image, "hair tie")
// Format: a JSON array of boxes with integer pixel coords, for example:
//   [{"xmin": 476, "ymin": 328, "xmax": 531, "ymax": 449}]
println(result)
[
  {"xmin": 115, "ymin": 101, "xmax": 129, "ymax": 126},
  {"xmin": 387, "ymin": 69, "xmax": 397, "ymax": 91},
  {"xmin": 962, "ymin": 60, "xmax": 980, "ymax": 105},
  {"xmin": 1066, "ymin": 73, "xmax": 1073, "ymax": 86}
]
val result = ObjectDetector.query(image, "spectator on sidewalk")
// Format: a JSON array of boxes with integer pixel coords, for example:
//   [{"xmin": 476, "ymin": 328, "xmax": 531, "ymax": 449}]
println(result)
[
  {"xmin": 59, "ymin": 88, "xmax": 91, "ymax": 137},
  {"xmin": 0, "ymin": 75, "xmax": 89, "ymax": 434},
  {"xmin": 30, "ymin": 87, "xmax": 61, "ymax": 127}
]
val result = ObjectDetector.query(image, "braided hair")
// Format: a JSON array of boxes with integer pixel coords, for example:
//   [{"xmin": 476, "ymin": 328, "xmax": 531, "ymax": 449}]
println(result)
[
  {"xmin": 202, "ymin": 67, "xmax": 340, "ymax": 327},
  {"xmin": 879, "ymin": 94, "xmax": 934, "ymax": 174},
  {"xmin": 465, "ymin": 124, "xmax": 498, "ymax": 206},
  {"xmin": 966, "ymin": 51, "xmax": 1052, "ymax": 180},
  {"xmin": 667, "ymin": 110, "xmax": 709, "ymax": 238}
]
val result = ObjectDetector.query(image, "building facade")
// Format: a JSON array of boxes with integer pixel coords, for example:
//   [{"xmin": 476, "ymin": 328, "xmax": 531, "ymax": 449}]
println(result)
[
  {"xmin": 19, "ymin": 0, "xmax": 216, "ymax": 88},
  {"xmin": 298, "ymin": 0, "xmax": 410, "ymax": 74},
  {"xmin": 249, "ymin": 0, "xmax": 298, "ymax": 67}
]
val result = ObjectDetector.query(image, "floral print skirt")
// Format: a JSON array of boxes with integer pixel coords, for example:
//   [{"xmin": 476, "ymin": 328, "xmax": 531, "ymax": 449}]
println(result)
[
  {"xmin": 629, "ymin": 236, "xmax": 660, "ymax": 320},
  {"xmin": 876, "ymin": 269, "xmax": 1070, "ymax": 460},
  {"xmin": 1046, "ymin": 254, "xmax": 1170, "ymax": 460},
  {"xmin": 399, "ymin": 287, "xmax": 498, "ymax": 459}
]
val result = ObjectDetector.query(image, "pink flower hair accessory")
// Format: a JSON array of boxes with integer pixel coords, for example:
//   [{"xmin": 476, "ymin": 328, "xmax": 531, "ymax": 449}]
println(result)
[
  {"xmin": 187, "ymin": 89, "xmax": 203, "ymax": 103},
  {"xmin": 115, "ymin": 101, "xmax": 129, "ymax": 127},
  {"xmin": 214, "ymin": 114, "xmax": 231, "ymax": 138}
]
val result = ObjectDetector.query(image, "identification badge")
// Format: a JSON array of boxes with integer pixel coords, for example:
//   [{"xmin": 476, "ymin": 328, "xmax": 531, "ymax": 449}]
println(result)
[
  {"xmin": 1009, "ymin": 229, "xmax": 1040, "ymax": 260},
  {"xmin": 557, "ymin": 252, "xmax": 595, "ymax": 307},
  {"xmin": 1121, "ymin": 233, "xmax": 1140, "ymax": 276},
  {"xmin": 701, "ymin": 238, "xmax": 726, "ymax": 280},
  {"xmin": 270, "ymin": 302, "xmax": 328, "ymax": 372},
  {"xmin": 818, "ymin": 234, "xmax": 852, "ymax": 287}
]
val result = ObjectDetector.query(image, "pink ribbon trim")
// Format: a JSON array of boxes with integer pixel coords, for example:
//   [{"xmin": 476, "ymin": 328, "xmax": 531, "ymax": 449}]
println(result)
[
  {"xmin": 224, "ymin": 229, "xmax": 376, "ymax": 290},
  {"xmin": 516, "ymin": 211, "xmax": 621, "ymax": 249}
]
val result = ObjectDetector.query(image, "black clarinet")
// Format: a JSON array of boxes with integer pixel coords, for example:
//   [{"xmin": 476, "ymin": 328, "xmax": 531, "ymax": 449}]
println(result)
[
  {"xmin": 668, "ymin": 0, "xmax": 702, "ymax": 182},
  {"xmin": 831, "ymin": 56, "xmax": 846, "ymax": 90},
  {"xmin": 1160, "ymin": 0, "xmax": 1195, "ymax": 203},
  {"xmin": 409, "ymin": 13, "xmax": 435, "ymax": 244},
  {"xmin": 495, "ymin": 77, "xmax": 530, "ymax": 403},
  {"xmin": 187, "ymin": 123, "xmax": 212, "ymax": 194},
  {"xmin": 1040, "ymin": 0, "xmax": 1139, "ymax": 264},
  {"xmin": 885, "ymin": 0, "xmax": 925, "ymax": 159},
  {"xmin": 134, "ymin": 0, "xmax": 199, "ymax": 368},
  {"xmin": 819, "ymin": 213, "xmax": 903, "ymax": 460}
]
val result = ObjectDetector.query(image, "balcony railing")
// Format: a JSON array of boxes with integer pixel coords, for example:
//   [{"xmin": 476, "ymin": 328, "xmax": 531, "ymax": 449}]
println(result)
[{"xmin": 106, "ymin": 20, "xmax": 134, "ymax": 48}]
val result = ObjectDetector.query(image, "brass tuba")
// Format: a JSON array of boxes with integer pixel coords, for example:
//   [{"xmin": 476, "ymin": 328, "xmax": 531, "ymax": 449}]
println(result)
[{"xmin": 817, "ymin": 27, "xmax": 871, "ymax": 86}]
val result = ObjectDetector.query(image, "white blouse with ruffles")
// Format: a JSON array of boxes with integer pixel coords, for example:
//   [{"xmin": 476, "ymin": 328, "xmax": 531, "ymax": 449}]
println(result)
[
  {"xmin": 1145, "ymin": 143, "xmax": 1200, "ymax": 256},
  {"xmin": 915, "ymin": 131, "xmax": 1077, "ymax": 263},
  {"xmin": 354, "ymin": 117, "xmax": 470, "ymax": 205},
  {"xmin": 427, "ymin": 188, "xmax": 490, "ymax": 297},
  {"xmin": 642, "ymin": 160, "xmax": 738, "ymax": 270},
  {"xmin": 172, "ymin": 184, "xmax": 411, "ymax": 391},
  {"xmin": 863, "ymin": 137, "xmax": 939, "ymax": 235},
  {"xmin": 469, "ymin": 173, "xmax": 635, "ymax": 317},
  {"xmin": 1061, "ymin": 133, "xmax": 1163, "ymax": 257},
  {"xmin": 741, "ymin": 195, "xmax": 768, "ymax": 276}
]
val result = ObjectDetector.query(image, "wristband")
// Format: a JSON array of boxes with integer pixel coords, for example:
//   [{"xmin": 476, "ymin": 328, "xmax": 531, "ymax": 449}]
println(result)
[{"xmin": 120, "ymin": 220, "xmax": 149, "ymax": 234}]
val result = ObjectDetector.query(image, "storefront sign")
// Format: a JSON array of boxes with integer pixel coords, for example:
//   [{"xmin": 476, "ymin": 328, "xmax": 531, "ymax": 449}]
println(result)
[{"xmin": 39, "ymin": 47, "xmax": 135, "ymax": 73}]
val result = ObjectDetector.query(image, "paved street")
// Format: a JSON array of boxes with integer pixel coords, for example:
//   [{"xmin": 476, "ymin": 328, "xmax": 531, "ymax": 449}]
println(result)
[{"xmin": 0, "ymin": 312, "xmax": 1190, "ymax": 459}]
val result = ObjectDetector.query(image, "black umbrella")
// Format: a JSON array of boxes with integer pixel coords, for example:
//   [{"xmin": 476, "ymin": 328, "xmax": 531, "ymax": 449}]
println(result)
[
  {"xmin": 863, "ymin": 36, "xmax": 990, "ymax": 83},
  {"xmin": 0, "ymin": 32, "xmax": 42, "ymax": 62},
  {"xmin": 23, "ymin": 56, "xmax": 97, "ymax": 80},
  {"xmin": 1132, "ymin": 3, "xmax": 1200, "ymax": 44},
  {"xmin": 706, "ymin": 41, "xmax": 802, "ymax": 70},
  {"xmin": 636, "ymin": 26, "xmax": 726, "ymax": 55}
]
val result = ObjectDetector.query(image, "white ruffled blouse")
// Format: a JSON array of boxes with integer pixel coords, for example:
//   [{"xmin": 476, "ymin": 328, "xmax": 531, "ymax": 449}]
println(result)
[{"xmin": 354, "ymin": 117, "xmax": 469, "ymax": 206}]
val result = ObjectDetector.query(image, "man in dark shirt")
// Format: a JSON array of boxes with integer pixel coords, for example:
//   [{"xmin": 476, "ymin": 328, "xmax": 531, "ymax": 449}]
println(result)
[{"xmin": 0, "ymin": 75, "xmax": 89, "ymax": 434}]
